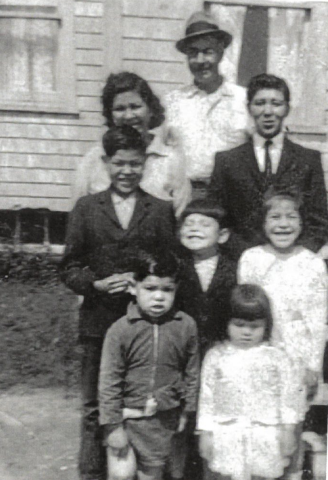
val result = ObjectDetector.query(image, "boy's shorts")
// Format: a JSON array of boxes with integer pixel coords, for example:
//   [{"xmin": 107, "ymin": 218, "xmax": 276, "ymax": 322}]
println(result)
[{"xmin": 125, "ymin": 408, "xmax": 180, "ymax": 475}]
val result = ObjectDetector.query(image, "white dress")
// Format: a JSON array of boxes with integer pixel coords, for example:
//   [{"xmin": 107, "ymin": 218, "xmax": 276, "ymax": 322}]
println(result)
[
  {"xmin": 238, "ymin": 245, "xmax": 328, "ymax": 420},
  {"xmin": 197, "ymin": 342, "xmax": 297, "ymax": 480}
]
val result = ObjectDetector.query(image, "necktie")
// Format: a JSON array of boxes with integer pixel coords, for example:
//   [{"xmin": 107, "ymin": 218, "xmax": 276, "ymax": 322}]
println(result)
[{"xmin": 264, "ymin": 139, "xmax": 273, "ymax": 183}]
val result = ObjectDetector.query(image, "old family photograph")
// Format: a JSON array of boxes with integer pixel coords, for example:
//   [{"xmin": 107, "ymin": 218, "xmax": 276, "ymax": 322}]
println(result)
[{"xmin": 0, "ymin": 1, "xmax": 328, "ymax": 480}]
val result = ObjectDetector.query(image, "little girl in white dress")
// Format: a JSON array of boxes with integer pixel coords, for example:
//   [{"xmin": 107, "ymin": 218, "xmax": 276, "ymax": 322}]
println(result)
[
  {"xmin": 238, "ymin": 190, "xmax": 328, "ymax": 479},
  {"xmin": 198, "ymin": 284, "xmax": 298, "ymax": 480}
]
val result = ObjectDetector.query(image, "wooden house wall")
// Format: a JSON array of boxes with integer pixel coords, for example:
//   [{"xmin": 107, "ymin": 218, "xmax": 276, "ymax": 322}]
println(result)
[
  {"xmin": 0, "ymin": 0, "xmax": 327, "ymax": 217},
  {"xmin": 0, "ymin": 0, "xmax": 106, "ymax": 213}
]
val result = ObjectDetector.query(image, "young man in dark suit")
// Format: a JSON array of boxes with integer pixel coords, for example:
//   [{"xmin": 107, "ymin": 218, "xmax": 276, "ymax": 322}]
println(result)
[
  {"xmin": 209, "ymin": 73, "xmax": 328, "ymax": 257},
  {"xmin": 61, "ymin": 126, "xmax": 176, "ymax": 480}
]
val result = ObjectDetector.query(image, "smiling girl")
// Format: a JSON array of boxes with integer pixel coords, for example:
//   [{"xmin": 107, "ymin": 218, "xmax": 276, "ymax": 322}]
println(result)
[{"xmin": 238, "ymin": 189, "xmax": 328, "ymax": 479}]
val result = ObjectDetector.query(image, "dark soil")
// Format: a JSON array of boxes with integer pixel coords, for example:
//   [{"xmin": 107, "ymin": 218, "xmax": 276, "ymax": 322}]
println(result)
[{"xmin": 0, "ymin": 280, "xmax": 81, "ymax": 391}]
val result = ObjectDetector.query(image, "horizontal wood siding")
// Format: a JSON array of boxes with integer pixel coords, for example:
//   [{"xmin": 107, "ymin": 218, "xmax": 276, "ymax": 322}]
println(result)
[
  {"xmin": 0, "ymin": 0, "xmax": 106, "ymax": 212},
  {"xmin": 121, "ymin": 0, "xmax": 195, "ymax": 98},
  {"xmin": 1, "ymin": 0, "xmax": 327, "ymax": 214}
]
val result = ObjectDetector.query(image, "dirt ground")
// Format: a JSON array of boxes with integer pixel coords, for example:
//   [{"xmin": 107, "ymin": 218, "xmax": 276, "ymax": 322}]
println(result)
[
  {"xmin": 0, "ymin": 387, "xmax": 80, "ymax": 480},
  {"xmin": 0, "ymin": 279, "xmax": 81, "ymax": 480}
]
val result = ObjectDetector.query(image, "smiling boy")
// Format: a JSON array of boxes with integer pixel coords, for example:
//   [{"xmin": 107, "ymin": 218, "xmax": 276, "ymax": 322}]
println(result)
[
  {"xmin": 98, "ymin": 251, "xmax": 199, "ymax": 480},
  {"xmin": 62, "ymin": 126, "xmax": 176, "ymax": 480}
]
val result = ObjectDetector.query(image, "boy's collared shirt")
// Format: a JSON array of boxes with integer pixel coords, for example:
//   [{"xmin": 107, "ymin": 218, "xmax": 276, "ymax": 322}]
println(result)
[
  {"xmin": 111, "ymin": 191, "xmax": 137, "ymax": 230},
  {"xmin": 253, "ymin": 131, "xmax": 284, "ymax": 174},
  {"xmin": 99, "ymin": 302, "xmax": 199, "ymax": 427}
]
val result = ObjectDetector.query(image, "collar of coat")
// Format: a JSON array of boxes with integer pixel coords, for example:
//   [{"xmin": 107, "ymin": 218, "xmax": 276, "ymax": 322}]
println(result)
[{"xmin": 126, "ymin": 302, "xmax": 183, "ymax": 323}]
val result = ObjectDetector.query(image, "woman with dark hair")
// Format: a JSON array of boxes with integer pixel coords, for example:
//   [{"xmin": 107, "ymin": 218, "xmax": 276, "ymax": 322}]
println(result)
[{"xmin": 73, "ymin": 72, "xmax": 191, "ymax": 217}]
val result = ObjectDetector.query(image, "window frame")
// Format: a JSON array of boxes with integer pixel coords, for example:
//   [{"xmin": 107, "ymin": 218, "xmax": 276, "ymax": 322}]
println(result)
[
  {"xmin": 205, "ymin": 0, "xmax": 328, "ymax": 133},
  {"xmin": 0, "ymin": 0, "xmax": 77, "ymax": 114}
]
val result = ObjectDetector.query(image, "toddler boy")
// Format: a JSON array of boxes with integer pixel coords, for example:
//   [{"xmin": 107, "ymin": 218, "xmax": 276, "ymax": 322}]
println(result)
[{"xmin": 98, "ymin": 251, "xmax": 199, "ymax": 480}]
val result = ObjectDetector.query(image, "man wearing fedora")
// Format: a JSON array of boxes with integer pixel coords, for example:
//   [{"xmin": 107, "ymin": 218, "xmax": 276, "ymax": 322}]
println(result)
[{"xmin": 164, "ymin": 10, "xmax": 249, "ymax": 198}]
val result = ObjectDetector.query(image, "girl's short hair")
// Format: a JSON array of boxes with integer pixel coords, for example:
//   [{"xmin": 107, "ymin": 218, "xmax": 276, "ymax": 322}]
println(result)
[
  {"xmin": 134, "ymin": 250, "xmax": 181, "ymax": 282},
  {"xmin": 102, "ymin": 72, "xmax": 165, "ymax": 129},
  {"xmin": 102, "ymin": 125, "xmax": 147, "ymax": 159},
  {"xmin": 179, "ymin": 199, "xmax": 229, "ymax": 229},
  {"xmin": 230, "ymin": 284, "xmax": 273, "ymax": 340}
]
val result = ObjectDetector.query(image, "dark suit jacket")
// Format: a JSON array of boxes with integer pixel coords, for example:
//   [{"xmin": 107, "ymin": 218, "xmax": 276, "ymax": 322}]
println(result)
[
  {"xmin": 209, "ymin": 138, "xmax": 328, "ymax": 255},
  {"xmin": 61, "ymin": 188, "xmax": 176, "ymax": 338},
  {"xmin": 177, "ymin": 252, "xmax": 237, "ymax": 359}
]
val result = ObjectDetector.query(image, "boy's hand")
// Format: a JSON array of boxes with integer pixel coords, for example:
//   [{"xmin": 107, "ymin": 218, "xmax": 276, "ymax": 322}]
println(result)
[
  {"xmin": 107, "ymin": 426, "xmax": 129, "ymax": 458},
  {"xmin": 93, "ymin": 272, "xmax": 134, "ymax": 294},
  {"xmin": 280, "ymin": 425, "xmax": 296, "ymax": 458},
  {"xmin": 177, "ymin": 412, "xmax": 188, "ymax": 433},
  {"xmin": 304, "ymin": 369, "xmax": 319, "ymax": 399},
  {"xmin": 199, "ymin": 431, "xmax": 213, "ymax": 463}
]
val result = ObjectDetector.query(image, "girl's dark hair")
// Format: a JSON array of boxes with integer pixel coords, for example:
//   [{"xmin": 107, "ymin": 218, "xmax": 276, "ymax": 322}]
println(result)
[
  {"xmin": 102, "ymin": 125, "xmax": 147, "ymax": 159},
  {"xmin": 247, "ymin": 73, "xmax": 290, "ymax": 104},
  {"xmin": 230, "ymin": 284, "xmax": 273, "ymax": 340},
  {"xmin": 179, "ymin": 199, "xmax": 229, "ymax": 229},
  {"xmin": 102, "ymin": 72, "xmax": 165, "ymax": 129},
  {"xmin": 259, "ymin": 186, "xmax": 305, "ymax": 244},
  {"xmin": 134, "ymin": 250, "xmax": 181, "ymax": 282}
]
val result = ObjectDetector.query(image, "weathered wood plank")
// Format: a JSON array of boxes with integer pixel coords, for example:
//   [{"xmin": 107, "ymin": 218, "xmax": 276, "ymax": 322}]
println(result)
[
  {"xmin": 122, "ymin": 0, "xmax": 190, "ymax": 19},
  {"xmin": 103, "ymin": 0, "xmax": 122, "ymax": 74},
  {"xmin": 0, "ymin": 168, "xmax": 74, "ymax": 184},
  {"xmin": 123, "ymin": 17, "xmax": 183, "ymax": 41},
  {"xmin": 76, "ymin": 65, "xmax": 103, "ymax": 81},
  {"xmin": 122, "ymin": 38, "xmax": 182, "ymax": 62},
  {"xmin": 0, "ymin": 184, "xmax": 71, "ymax": 198},
  {"xmin": 75, "ymin": 2, "xmax": 104, "ymax": 17},
  {"xmin": 0, "ymin": 154, "xmax": 79, "ymax": 170},
  {"xmin": 76, "ymin": 50, "xmax": 103, "ymax": 66},
  {"xmin": 0, "ymin": 197, "xmax": 72, "ymax": 211},
  {"xmin": 0, "ymin": 113, "xmax": 102, "ymax": 127},
  {"xmin": 75, "ymin": 17, "xmax": 103, "ymax": 34},
  {"xmin": 75, "ymin": 33, "xmax": 103, "ymax": 49},
  {"xmin": 78, "ymin": 96, "xmax": 102, "ymax": 112},
  {"xmin": 77, "ymin": 80, "xmax": 103, "ymax": 96},
  {"xmin": 0, "ymin": 124, "xmax": 101, "ymax": 141},
  {"xmin": 0, "ymin": 139, "xmax": 94, "ymax": 156},
  {"xmin": 149, "ymin": 81, "xmax": 183, "ymax": 98},
  {"xmin": 123, "ymin": 60, "xmax": 186, "ymax": 83}
]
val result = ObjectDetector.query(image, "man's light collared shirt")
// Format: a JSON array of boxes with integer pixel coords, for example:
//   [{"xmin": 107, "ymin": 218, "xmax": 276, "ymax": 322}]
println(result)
[
  {"xmin": 253, "ymin": 132, "xmax": 284, "ymax": 174},
  {"xmin": 164, "ymin": 81, "xmax": 249, "ymax": 181}
]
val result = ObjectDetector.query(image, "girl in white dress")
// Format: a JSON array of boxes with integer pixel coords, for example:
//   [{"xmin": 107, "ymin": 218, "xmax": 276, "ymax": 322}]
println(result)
[
  {"xmin": 198, "ymin": 284, "xmax": 298, "ymax": 480},
  {"xmin": 238, "ymin": 191, "xmax": 328, "ymax": 479}
]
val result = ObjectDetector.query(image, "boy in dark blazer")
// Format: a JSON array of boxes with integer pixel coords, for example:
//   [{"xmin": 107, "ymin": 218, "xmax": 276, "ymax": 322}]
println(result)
[
  {"xmin": 209, "ymin": 73, "xmax": 328, "ymax": 257},
  {"xmin": 177, "ymin": 199, "xmax": 236, "ymax": 359},
  {"xmin": 61, "ymin": 126, "xmax": 176, "ymax": 480},
  {"xmin": 175, "ymin": 199, "xmax": 236, "ymax": 480}
]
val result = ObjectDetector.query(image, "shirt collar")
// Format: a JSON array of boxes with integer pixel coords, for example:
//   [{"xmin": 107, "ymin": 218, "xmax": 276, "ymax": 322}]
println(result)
[
  {"xmin": 111, "ymin": 190, "xmax": 137, "ymax": 205},
  {"xmin": 253, "ymin": 131, "xmax": 284, "ymax": 149},
  {"xmin": 146, "ymin": 126, "xmax": 171, "ymax": 157},
  {"xmin": 185, "ymin": 78, "xmax": 233, "ymax": 100},
  {"xmin": 126, "ymin": 301, "xmax": 183, "ymax": 323}
]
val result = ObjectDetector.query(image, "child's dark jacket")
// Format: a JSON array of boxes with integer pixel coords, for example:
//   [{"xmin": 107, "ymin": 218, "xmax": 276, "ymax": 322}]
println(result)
[
  {"xmin": 61, "ymin": 188, "xmax": 176, "ymax": 338},
  {"xmin": 177, "ymin": 252, "xmax": 237, "ymax": 358},
  {"xmin": 99, "ymin": 302, "xmax": 199, "ymax": 427}
]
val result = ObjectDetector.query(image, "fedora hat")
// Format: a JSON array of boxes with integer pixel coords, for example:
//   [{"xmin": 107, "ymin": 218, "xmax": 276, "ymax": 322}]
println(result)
[{"xmin": 176, "ymin": 11, "xmax": 232, "ymax": 53}]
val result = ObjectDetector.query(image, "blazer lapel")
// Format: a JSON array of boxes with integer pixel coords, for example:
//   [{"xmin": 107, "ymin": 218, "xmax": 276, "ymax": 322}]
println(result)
[
  {"xmin": 98, "ymin": 188, "xmax": 122, "ymax": 229},
  {"xmin": 244, "ymin": 139, "xmax": 264, "ymax": 188},
  {"xmin": 275, "ymin": 137, "xmax": 294, "ymax": 180},
  {"xmin": 125, "ymin": 189, "xmax": 149, "ymax": 234}
]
